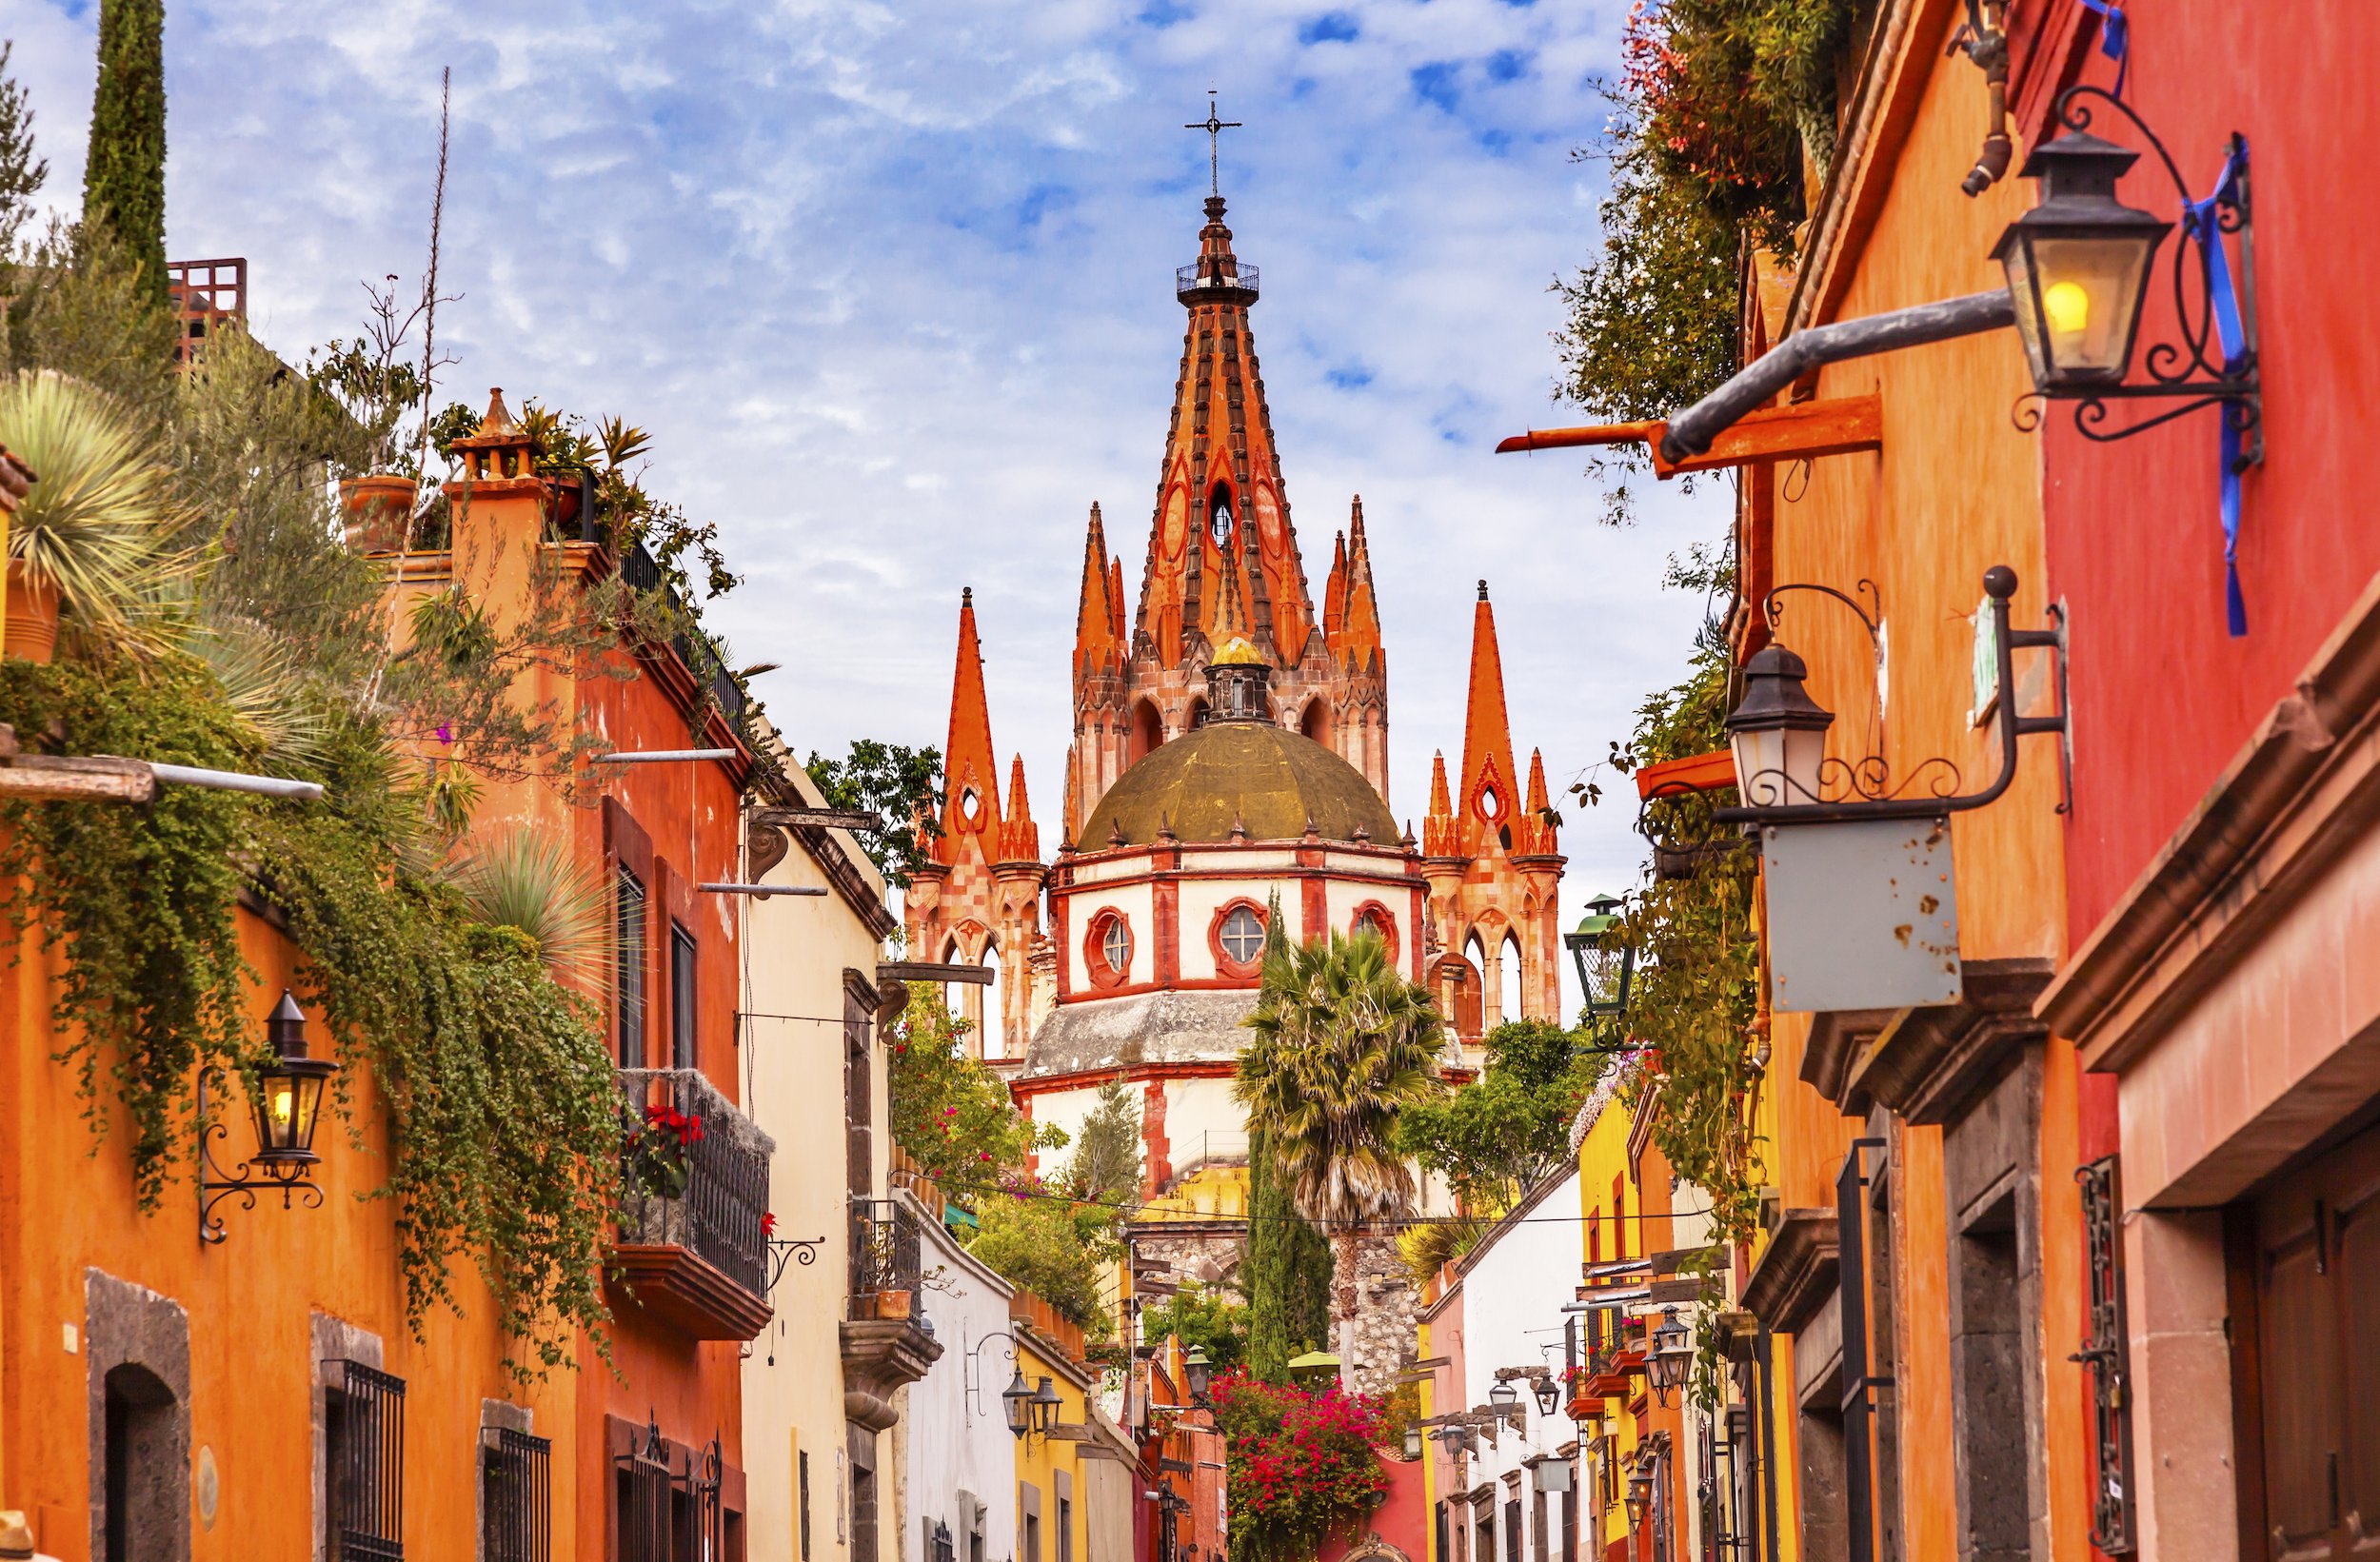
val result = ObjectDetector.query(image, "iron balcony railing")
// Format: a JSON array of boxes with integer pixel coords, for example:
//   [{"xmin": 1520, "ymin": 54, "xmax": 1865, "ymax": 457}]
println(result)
[
  {"xmin": 1176, "ymin": 260, "xmax": 1259, "ymax": 300},
  {"xmin": 618, "ymin": 1068, "xmax": 774, "ymax": 1300},
  {"xmin": 849, "ymin": 1196, "xmax": 924, "ymax": 1319}
]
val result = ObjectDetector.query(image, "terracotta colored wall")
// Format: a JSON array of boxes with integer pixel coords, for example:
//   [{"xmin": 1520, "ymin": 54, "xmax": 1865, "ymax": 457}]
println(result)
[
  {"xmin": 2038, "ymin": 6, "xmax": 2380, "ymax": 941},
  {"xmin": 0, "ymin": 911, "xmax": 583, "ymax": 1561}
]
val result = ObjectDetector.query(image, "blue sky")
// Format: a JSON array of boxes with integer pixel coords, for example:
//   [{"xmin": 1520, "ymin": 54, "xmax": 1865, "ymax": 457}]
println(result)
[{"xmin": 11, "ymin": 0, "xmax": 1728, "ymax": 999}]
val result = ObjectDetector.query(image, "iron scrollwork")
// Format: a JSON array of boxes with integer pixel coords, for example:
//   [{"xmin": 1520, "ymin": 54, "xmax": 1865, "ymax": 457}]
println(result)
[
  {"xmin": 766, "ymin": 1234, "xmax": 827, "ymax": 1293},
  {"xmin": 195, "ymin": 1067, "xmax": 326, "ymax": 1245},
  {"xmin": 1716, "ymin": 565, "xmax": 2066, "ymax": 828},
  {"xmin": 2010, "ymin": 87, "xmax": 2261, "ymax": 459},
  {"xmin": 2070, "ymin": 1157, "xmax": 2136, "ymax": 1553}
]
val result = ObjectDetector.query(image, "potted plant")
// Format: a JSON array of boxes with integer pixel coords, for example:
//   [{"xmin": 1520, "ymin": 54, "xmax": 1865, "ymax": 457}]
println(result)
[
  {"xmin": 626, "ymin": 1101, "xmax": 705, "ymax": 1201},
  {"xmin": 317, "ymin": 275, "xmax": 436, "ymax": 555}
]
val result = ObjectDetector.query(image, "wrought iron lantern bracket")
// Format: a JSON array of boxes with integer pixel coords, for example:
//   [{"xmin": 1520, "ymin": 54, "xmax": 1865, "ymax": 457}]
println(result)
[
  {"xmin": 2010, "ymin": 87, "xmax": 2260, "ymax": 458},
  {"xmin": 196, "ymin": 1066, "xmax": 326, "ymax": 1245},
  {"xmin": 765, "ymin": 1235, "xmax": 828, "ymax": 1294},
  {"xmin": 1714, "ymin": 565, "xmax": 2067, "ymax": 828}
]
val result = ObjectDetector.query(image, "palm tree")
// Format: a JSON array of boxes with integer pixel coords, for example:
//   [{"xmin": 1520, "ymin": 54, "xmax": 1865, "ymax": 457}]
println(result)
[{"xmin": 1234, "ymin": 919, "xmax": 1444, "ymax": 1390}]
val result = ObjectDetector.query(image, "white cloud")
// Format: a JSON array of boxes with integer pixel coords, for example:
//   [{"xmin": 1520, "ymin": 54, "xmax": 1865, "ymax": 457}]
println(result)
[{"xmin": 10, "ymin": 0, "xmax": 1726, "ymax": 1007}]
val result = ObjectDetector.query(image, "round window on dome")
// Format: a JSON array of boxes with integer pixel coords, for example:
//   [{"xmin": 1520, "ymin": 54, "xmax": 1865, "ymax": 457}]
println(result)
[
  {"xmin": 1220, "ymin": 905, "xmax": 1266, "ymax": 967},
  {"xmin": 1098, "ymin": 914, "xmax": 1132, "ymax": 979}
]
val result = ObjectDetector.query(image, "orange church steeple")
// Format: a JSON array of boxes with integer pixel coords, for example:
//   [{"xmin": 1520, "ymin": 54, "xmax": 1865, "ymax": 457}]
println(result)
[{"xmin": 936, "ymin": 587, "xmax": 1004, "ymax": 866}]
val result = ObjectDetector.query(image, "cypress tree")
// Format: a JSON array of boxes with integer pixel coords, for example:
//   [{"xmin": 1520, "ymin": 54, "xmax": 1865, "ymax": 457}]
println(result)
[
  {"xmin": 1240, "ymin": 889, "xmax": 1335, "ymax": 1380},
  {"xmin": 83, "ymin": 0, "xmax": 169, "ymax": 307}
]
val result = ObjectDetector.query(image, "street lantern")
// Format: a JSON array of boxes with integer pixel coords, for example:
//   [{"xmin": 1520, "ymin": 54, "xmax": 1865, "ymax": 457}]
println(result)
[
  {"xmin": 1532, "ymin": 1374, "xmax": 1562, "ymax": 1418},
  {"xmin": 1002, "ymin": 1365, "xmax": 1035, "ymax": 1439},
  {"xmin": 1489, "ymin": 1378, "xmax": 1519, "ymax": 1413},
  {"xmin": 1031, "ymin": 1375, "xmax": 1063, "ymax": 1433},
  {"xmin": 1992, "ymin": 130, "xmax": 2171, "ymax": 391},
  {"xmin": 1648, "ymin": 1309, "xmax": 1695, "ymax": 1406},
  {"xmin": 1183, "ymin": 1345, "xmax": 1212, "ymax": 1404},
  {"xmin": 198, "ymin": 990, "xmax": 342, "ymax": 1244},
  {"xmin": 1724, "ymin": 645, "xmax": 1835, "ymax": 809},
  {"xmin": 1564, "ymin": 893, "xmax": 1636, "ymax": 1018},
  {"xmin": 252, "ymin": 991, "xmax": 337, "ymax": 1166},
  {"xmin": 1403, "ymin": 1425, "xmax": 1425, "ymax": 1461},
  {"xmin": 1626, "ymin": 1469, "xmax": 1654, "ymax": 1529}
]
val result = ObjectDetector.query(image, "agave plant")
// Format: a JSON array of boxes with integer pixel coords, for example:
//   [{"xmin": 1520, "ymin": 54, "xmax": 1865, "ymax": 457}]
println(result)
[
  {"xmin": 183, "ymin": 612, "xmax": 331, "ymax": 768},
  {"xmin": 451, "ymin": 824, "xmax": 612, "ymax": 986},
  {"xmin": 0, "ymin": 369, "xmax": 194, "ymax": 657}
]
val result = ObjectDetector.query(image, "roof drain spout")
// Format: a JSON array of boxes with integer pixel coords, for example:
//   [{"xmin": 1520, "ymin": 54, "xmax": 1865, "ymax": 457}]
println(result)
[
  {"xmin": 1956, "ymin": 0, "xmax": 2013, "ymax": 196},
  {"xmin": 1656, "ymin": 290, "xmax": 2014, "ymax": 465}
]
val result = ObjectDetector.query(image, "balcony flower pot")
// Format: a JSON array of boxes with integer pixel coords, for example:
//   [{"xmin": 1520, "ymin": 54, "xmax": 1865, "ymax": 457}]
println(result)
[
  {"xmin": 5, "ymin": 560, "xmax": 58, "ymax": 663},
  {"xmin": 874, "ymin": 1288, "xmax": 914, "ymax": 1321},
  {"xmin": 339, "ymin": 474, "xmax": 419, "ymax": 556}
]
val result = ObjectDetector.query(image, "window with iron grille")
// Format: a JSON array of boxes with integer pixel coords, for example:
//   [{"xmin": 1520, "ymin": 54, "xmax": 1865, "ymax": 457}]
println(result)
[
  {"xmin": 616, "ymin": 1421, "xmax": 672, "ymax": 1562},
  {"xmin": 327, "ymin": 1361, "xmax": 406, "ymax": 1562},
  {"xmin": 617, "ymin": 868, "xmax": 648, "ymax": 1068},
  {"xmin": 481, "ymin": 1428, "xmax": 550, "ymax": 1562},
  {"xmin": 670, "ymin": 923, "xmax": 697, "ymax": 1070}
]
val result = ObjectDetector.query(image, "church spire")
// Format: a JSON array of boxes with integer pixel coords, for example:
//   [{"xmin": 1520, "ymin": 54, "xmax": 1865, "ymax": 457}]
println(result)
[
  {"xmin": 1135, "ymin": 188, "xmax": 1316, "ymax": 672},
  {"xmin": 1001, "ymin": 755, "xmax": 1041, "ymax": 861},
  {"xmin": 937, "ymin": 587, "xmax": 1004, "ymax": 864},
  {"xmin": 1339, "ymin": 496, "xmax": 1384, "ymax": 672},
  {"xmin": 1456, "ymin": 579, "xmax": 1519, "ymax": 855}
]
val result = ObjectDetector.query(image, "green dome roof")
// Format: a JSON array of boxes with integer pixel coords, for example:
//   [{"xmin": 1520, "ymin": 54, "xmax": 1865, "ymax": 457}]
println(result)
[{"xmin": 1082, "ymin": 721, "xmax": 1400, "ymax": 848}]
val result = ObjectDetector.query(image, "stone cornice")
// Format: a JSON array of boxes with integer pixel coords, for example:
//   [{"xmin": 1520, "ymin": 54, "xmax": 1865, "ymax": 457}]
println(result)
[
  {"xmin": 2041, "ymin": 568, "xmax": 2380, "ymax": 1069},
  {"xmin": 1739, "ymin": 1209, "xmax": 1838, "ymax": 1335},
  {"xmin": 840, "ymin": 1318, "xmax": 943, "ymax": 1432},
  {"xmin": 1846, "ymin": 958, "xmax": 2055, "ymax": 1124},
  {"xmin": 1800, "ymin": 1008, "xmax": 1896, "ymax": 1111}
]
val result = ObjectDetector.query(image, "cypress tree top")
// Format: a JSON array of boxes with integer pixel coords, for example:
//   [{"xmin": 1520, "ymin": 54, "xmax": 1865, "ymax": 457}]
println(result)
[{"xmin": 84, "ymin": 0, "xmax": 168, "ymax": 307}]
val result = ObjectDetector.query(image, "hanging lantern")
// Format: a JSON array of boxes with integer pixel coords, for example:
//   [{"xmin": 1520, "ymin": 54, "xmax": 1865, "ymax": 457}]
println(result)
[
  {"xmin": 1648, "ymin": 1309, "xmax": 1695, "ymax": 1406},
  {"xmin": 1564, "ymin": 893, "xmax": 1636, "ymax": 1019},
  {"xmin": 1032, "ymin": 1375, "xmax": 1063, "ymax": 1433},
  {"xmin": 1183, "ymin": 1345, "xmax": 1212, "ymax": 1404},
  {"xmin": 1002, "ymin": 1365, "xmax": 1034, "ymax": 1439},
  {"xmin": 1725, "ymin": 645, "xmax": 1835, "ymax": 809},
  {"xmin": 250, "ymin": 991, "xmax": 337, "ymax": 1167},
  {"xmin": 1533, "ymin": 1374, "xmax": 1562, "ymax": 1418},
  {"xmin": 1992, "ymin": 130, "xmax": 2172, "ymax": 390}
]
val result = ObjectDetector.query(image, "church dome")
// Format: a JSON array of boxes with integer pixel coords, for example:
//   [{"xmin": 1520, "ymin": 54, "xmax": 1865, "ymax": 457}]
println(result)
[{"xmin": 1083, "ymin": 721, "xmax": 1400, "ymax": 847}]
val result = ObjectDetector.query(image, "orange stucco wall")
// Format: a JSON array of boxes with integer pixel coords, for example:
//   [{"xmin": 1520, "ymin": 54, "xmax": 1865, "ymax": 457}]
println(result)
[{"xmin": 1746, "ymin": 8, "xmax": 2086, "ymax": 1562}]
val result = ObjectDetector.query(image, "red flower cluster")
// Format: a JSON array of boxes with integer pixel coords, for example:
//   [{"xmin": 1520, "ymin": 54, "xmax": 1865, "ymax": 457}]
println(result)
[
  {"xmin": 762, "ymin": 1212, "xmax": 778, "ymax": 1236},
  {"xmin": 645, "ymin": 1102, "xmax": 705, "ymax": 1149},
  {"xmin": 1212, "ymin": 1371, "xmax": 1392, "ymax": 1554}
]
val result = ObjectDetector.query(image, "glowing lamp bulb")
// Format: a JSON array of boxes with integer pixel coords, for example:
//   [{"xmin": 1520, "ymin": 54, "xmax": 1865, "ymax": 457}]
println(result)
[
  {"xmin": 2042, "ymin": 280, "xmax": 2092, "ymax": 339},
  {"xmin": 271, "ymin": 1087, "xmax": 295, "ymax": 1127}
]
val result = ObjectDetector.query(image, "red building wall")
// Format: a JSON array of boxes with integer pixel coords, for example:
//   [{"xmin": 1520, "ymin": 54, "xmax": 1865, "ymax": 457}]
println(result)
[{"xmin": 2034, "ymin": 5, "xmax": 2380, "ymax": 939}]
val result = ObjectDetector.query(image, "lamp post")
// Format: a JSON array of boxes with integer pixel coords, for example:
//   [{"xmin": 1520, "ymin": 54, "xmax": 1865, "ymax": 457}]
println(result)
[
  {"xmin": 197, "ymin": 991, "xmax": 340, "ymax": 1244},
  {"xmin": 1648, "ymin": 1309, "xmax": 1694, "ymax": 1408},
  {"xmin": 1564, "ymin": 892, "xmax": 1636, "ymax": 1019},
  {"xmin": 1183, "ymin": 1345, "xmax": 1212, "ymax": 1405}
]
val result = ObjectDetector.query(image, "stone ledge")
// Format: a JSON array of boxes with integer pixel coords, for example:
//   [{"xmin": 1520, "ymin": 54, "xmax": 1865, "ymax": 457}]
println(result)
[
  {"xmin": 1845, "ymin": 958, "xmax": 2055, "ymax": 1124},
  {"xmin": 841, "ymin": 1317, "xmax": 944, "ymax": 1433},
  {"xmin": 1740, "ymin": 1208, "xmax": 1838, "ymax": 1335},
  {"xmin": 605, "ymin": 1243, "xmax": 773, "ymax": 1341},
  {"xmin": 1802, "ymin": 1008, "xmax": 1897, "ymax": 1109}
]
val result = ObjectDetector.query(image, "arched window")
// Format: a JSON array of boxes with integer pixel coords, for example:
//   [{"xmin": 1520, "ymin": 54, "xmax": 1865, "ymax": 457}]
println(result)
[
  {"xmin": 1213, "ymin": 902, "xmax": 1269, "ymax": 976},
  {"xmin": 939, "ymin": 939, "xmax": 963, "ymax": 1028},
  {"xmin": 1130, "ymin": 700, "xmax": 1164, "ymax": 763},
  {"xmin": 979, "ymin": 939, "xmax": 1002, "ymax": 1059},
  {"xmin": 1208, "ymin": 484, "xmax": 1237, "ymax": 552},
  {"xmin": 1300, "ymin": 699, "xmax": 1334, "ymax": 747},
  {"xmin": 1499, "ymin": 933, "xmax": 1525, "ymax": 1025}
]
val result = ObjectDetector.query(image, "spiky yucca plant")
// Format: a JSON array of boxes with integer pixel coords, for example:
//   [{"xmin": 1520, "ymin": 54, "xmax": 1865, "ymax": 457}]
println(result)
[
  {"xmin": 0, "ymin": 368, "xmax": 191, "ymax": 656},
  {"xmin": 1235, "ymin": 923, "xmax": 1444, "ymax": 1388},
  {"xmin": 452, "ymin": 826, "xmax": 612, "ymax": 988}
]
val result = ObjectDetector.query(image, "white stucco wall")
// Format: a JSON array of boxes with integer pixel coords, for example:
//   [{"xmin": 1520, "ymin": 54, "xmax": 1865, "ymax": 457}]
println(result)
[
  {"xmin": 741, "ymin": 765, "xmax": 895, "ymax": 1562},
  {"xmin": 1459, "ymin": 1170, "xmax": 1586, "ymax": 1562},
  {"xmin": 899, "ymin": 1211, "xmax": 1020, "ymax": 1562},
  {"xmin": 1064, "ymin": 881, "xmax": 1157, "ymax": 986}
]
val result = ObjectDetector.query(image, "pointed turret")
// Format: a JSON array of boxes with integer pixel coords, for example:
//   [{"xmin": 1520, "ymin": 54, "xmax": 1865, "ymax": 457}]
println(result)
[
  {"xmin": 1423, "ymin": 750, "xmax": 1458, "ymax": 857},
  {"xmin": 1339, "ymin": 497, "xmax": 1384, "ymax": 672},
  {"xmin": 1516, "ymin": 748, "xmax": 1558, "ymax": 855},
  {"xmin": 1001, "ymin": 755, "xmax": 1041, "ymax": 861},
  {"xmin": 1456, "ymin": 580, "xmax": 1519, "ymax": 857},
  {"xmin": 936, "ymin": 587, "xmax": 1004, "ymax": 865},
  {"xmin": 1074, "ymin": 504, "xmax": 1120, "ymax": 677},
  {"xmin": 1323, "ymin": 531, "xmax": 1349, "ymax": 644}
]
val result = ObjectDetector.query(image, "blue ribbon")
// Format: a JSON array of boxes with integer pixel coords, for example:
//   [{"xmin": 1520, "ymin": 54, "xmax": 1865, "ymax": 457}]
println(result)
[
  {"xmin": 2076, "ymin": 0, "xmax": 2130, "ymax": 97},
  {"xmin": 2183, "ymin": 139, "xmax": 2251, "ymax": 636}
]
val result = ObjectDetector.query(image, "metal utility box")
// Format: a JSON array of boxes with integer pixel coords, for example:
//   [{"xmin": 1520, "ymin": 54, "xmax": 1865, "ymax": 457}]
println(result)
[{"xmin": 1761, "ymin": 817, "xmax": 1961, "ymax": 1013}]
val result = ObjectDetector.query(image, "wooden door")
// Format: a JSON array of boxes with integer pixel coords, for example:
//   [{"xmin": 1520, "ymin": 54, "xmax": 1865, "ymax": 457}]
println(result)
[{"xmin": 2251, "ymin": 1120, "xmax": 2380, "ymax": 1561}]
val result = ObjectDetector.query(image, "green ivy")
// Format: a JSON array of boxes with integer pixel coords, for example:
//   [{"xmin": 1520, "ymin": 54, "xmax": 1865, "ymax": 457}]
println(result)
[
  {"xmin": 0, "ymin": 659, "xmax": 622, "ymax": 1379},
  {"xmin": 0, "ymin": 656, "xmax": 260, "ymax": 1205}
]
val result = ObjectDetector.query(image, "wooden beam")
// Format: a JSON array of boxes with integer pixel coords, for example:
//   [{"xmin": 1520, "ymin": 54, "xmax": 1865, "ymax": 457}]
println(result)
[
  {"xmin": 0, "ymin": 756, "xmax": 155, "ymax": 803},
  {"xmin": 1649, "ymin": 395, "xmax": 1881, "ymax": 478},
  {"xmin": 1495, "ymin": 396, "xmax": 1881, "ymax": 478},
  {"xmin": 751, "ymin": 805, "xmax": 883, "ymax": 832},
  {"xmin": 877, "ymin": 960, "xmax": 995, "ymax": 986}
]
